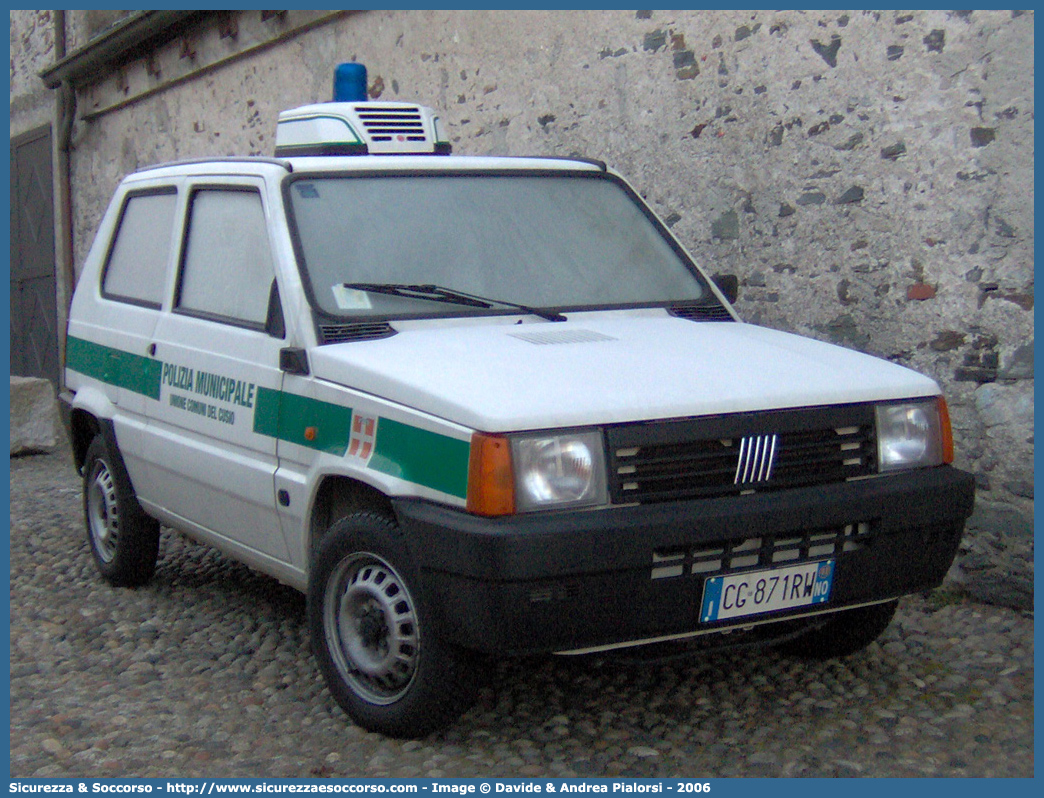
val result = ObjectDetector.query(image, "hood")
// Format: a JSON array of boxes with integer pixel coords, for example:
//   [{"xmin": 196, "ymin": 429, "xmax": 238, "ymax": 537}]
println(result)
[{"xmin": 309, "ymin": 315, "xmax": 940, "ymax": 432}]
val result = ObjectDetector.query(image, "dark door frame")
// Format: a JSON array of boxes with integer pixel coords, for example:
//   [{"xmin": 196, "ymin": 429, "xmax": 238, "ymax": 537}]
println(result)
[{"xmin": 10, "ymin": 124, "xmax": 59, "ymax": 385}]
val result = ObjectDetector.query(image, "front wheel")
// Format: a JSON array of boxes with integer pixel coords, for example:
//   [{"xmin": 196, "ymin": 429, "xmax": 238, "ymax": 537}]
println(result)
[
  {"xmin": 308, "ymin": 512, "xmax": 479, "ymax": 738},
  {"xmin": 82, "ymin": 434, "xmax": 160, "ymax": 587}
]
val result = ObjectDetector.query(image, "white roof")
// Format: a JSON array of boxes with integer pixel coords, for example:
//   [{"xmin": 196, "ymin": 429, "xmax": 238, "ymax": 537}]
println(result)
[{"xmin": 126, "ymin": 154, "xmax": 607, "ymax": 182}]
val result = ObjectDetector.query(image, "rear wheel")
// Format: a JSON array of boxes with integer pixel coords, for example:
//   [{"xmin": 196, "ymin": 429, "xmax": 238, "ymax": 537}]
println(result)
[
  {"xmin": 308, "ymin": 511, "xmax": 479, "ymax": 738},
  {"xmin": 82, "ymin": 434, "xmax": 160, "ymax": 587},
  {"xmin": 775, "ymin": 600, "xmax": 899, "ymax": 659}
]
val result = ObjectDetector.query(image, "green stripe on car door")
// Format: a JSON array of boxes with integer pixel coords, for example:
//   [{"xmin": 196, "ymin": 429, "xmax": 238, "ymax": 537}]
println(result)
[
  {"xmin": 66, "ymin": 336, "xmax": 162, "ymax": 399},
  {"xmin": 253, "ymin": 386, "xmax": 354, "ymax": 454},
  {"xmin": 66, "ymin": 337, "xmax": 471, "ymax": 499}
]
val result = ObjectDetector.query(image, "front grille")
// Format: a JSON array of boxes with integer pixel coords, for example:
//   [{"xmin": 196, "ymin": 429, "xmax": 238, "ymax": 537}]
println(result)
[
  {"xmin": 608, "ymin": 404, "xmax": 877, "ymax": 505},
  {"xmin": 357, "ymin": 109, "xmax": 427, "ymax": 142},
  {"xmin": 651, "ymin": 521, "xmax": 873, "ymax": 580}
]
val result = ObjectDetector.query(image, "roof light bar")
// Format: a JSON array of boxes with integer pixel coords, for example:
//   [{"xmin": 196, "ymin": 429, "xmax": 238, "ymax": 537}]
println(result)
[{"xmin": 274, "ymin": 63, "xmax": 452, "ymax": 157}]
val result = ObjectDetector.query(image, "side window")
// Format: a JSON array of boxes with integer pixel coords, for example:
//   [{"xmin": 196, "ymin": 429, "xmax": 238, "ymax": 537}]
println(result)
[
  {"xmin": 177, "ymin": 188, "xmax": 276, "ymax": 328},
  {"xmin": 102, "ymin": 190, "xmax": 177, "ymax": 307}
]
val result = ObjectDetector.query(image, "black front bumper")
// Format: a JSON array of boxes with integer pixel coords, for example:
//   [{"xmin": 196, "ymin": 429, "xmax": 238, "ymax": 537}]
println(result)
[{"xmin": 393, "ymin": 465, "xmax": 975, "ymax": 655}]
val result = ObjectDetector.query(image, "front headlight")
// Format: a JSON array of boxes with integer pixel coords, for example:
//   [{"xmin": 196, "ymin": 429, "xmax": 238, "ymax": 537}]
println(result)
[
  {"xmin": 512, "ymin": 430, "xmax": 608, "ymax": 512},
  {"xmin": 875, "ymin": 398, "xmax": 950, "ymax": 472}
]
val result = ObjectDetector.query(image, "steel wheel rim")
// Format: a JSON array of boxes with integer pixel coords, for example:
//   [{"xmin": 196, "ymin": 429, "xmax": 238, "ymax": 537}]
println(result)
[
  {"xmin": 323, "ymin": 552, "xmax": 420, "ymax": 705},
  {"xmin": 87, "ymin": 460, "xmax": 120, "ymax": 563}
]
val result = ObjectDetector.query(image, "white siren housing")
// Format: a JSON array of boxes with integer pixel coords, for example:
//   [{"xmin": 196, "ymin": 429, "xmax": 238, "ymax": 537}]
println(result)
[{"xmin": 275, "ymin": 62, "xmax": 451, "ymax": 157}]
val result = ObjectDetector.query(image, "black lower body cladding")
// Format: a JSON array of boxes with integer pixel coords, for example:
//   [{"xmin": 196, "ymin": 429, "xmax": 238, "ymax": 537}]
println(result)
[{"xmin": 393, "ymin": 465, "xmax": 975, "ymax": 655}]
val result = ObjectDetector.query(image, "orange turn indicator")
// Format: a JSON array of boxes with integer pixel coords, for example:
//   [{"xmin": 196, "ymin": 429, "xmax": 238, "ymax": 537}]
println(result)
[
  {"xmin": 466, "ymin": 432, "xmax": 515, "ymax": 516},
  {"xmin": 938, "ymin": 397, "xmax": 954, "ymax": 464}
]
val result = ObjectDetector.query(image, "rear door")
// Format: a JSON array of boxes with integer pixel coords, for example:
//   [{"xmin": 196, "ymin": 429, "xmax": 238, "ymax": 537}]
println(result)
[
  {"xmin": 65, "ymin": 183, "xmax": 179, "ymax": 469},
  {"xmin": 137, "ymin": 177, "xmax": 290, "ymax": 561}
]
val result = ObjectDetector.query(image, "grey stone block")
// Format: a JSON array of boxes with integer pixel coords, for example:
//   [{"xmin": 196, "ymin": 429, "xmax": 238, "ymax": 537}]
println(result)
[{"xmin": 10, "ymin": 376, "xmax": 60, "ymax": 455}]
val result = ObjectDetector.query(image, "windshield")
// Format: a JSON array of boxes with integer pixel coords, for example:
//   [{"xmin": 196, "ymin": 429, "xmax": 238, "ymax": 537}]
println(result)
[{"xmin": 286, "ymin": 172, "xmax": 713, "ymax": 318}]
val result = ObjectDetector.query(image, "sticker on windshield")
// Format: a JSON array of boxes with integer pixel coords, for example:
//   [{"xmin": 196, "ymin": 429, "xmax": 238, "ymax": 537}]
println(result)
[{"xmin": 332, "ymin": 284, "xmax": 372, "ymax": 310}]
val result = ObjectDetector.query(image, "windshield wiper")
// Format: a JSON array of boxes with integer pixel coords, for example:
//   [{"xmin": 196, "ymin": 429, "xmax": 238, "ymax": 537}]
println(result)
[{"xmin": 342, "ymin": 283, "xmax": 566, "ymax": 322}]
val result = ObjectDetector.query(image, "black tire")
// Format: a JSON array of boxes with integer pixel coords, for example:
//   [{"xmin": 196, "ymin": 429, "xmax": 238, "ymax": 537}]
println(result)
[
  {"xmin": 775, "ymin": 600, "xmax": 899, "ymax": 659},
  {"xmin": 82, "ymin": 434, "xmax": 160, "ymax": 587},
  {"xmin": 308, "ymin": 511, "xmax": 479, "ymax": 738}
]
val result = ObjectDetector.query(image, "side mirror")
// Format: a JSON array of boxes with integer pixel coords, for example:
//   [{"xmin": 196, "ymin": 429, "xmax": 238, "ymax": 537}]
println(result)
[
  {"xmin": 280, "ymin": 347, "xmax": 309, "ymax": 376},
  {"xmin": 712, "ymin": 273, "xmax": 739, "ymax": 304}
]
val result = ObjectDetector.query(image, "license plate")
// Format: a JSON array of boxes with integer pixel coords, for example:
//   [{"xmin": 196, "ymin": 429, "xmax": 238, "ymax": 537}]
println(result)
[{"xmin": 700, "ymin": 560, "xmax": 835, "ymax": 623}]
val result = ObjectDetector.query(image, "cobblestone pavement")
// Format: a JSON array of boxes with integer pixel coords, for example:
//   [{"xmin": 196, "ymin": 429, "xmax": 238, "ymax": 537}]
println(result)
[{"xmin": 9, "ymin": 449, "xmax": 1034, "ymax": 779}]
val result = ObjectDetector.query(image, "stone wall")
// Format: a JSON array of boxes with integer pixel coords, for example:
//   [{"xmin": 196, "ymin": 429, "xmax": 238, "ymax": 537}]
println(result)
[
  {"xmin": 9, "ymin": 9, "xmax": 57, "ymax": 128},
  {"xmin": 11, "ymin": 9, "xmax": 1034, "ymax": 606}
]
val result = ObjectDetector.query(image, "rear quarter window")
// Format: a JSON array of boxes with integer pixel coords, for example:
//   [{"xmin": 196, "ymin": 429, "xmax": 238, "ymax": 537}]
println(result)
[{"xmin": 101, "ymin": 189, "xmax": 177, "ymax": 308}]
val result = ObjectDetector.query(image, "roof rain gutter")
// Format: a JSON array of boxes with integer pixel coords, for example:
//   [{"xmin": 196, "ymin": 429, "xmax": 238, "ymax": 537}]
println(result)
[{"xmin": 39, "ymin": 10, "xmax": 208, "ymax": 89}]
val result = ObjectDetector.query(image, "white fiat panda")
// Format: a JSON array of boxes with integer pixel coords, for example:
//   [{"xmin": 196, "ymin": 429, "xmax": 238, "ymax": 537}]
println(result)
[{"xmin": 61, "ymin": 64, "xmax": 975, "ymax": 738}]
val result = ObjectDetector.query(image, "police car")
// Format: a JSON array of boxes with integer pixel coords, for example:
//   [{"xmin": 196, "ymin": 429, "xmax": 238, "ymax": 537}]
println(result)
[{"xmin": 61, "ymin": 64, "xmax": 975, "ymax": 737}]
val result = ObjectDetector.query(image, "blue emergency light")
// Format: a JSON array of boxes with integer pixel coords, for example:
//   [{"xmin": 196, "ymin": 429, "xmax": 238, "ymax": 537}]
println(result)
[{"xmin": 333, "ymin": 62, "xmax": 368, "ymax": 103}]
